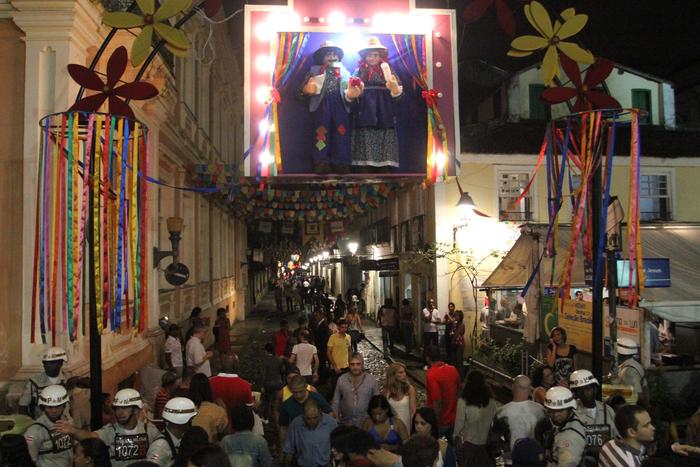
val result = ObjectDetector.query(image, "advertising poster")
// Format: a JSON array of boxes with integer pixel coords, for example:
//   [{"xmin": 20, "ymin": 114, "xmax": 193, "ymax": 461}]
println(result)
[{"xmin": 540, "ymin": 298, "xmax": 642, "ymax": 354}]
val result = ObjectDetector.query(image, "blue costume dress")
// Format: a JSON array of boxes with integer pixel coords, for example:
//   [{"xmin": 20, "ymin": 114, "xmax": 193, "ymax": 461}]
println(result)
[
  {"xmin": 304, "ymin": 63, "xmax": 352, "ymax": 170},
  {"xmin": 351, "ymin": 64, "xmax": 401, "ymax": 168}
]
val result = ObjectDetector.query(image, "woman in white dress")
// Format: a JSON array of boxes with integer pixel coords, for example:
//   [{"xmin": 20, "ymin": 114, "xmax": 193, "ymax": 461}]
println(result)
[{"xmin": 382, "ymin": 362, "xmax": 416, "ymax": 430}]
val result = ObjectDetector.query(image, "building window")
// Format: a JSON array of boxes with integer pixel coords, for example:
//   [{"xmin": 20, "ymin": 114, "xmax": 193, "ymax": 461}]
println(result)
[
  {"xmin": 640, "ymin": 173, "xmax": 671, "ymax": 221},
  {"xmin": 498, "ymin": 172, "xmax": 532, "ymax": 221},
  {"xmin": 631, "ymin": 89, "xmax": 652, "ymax": 124},
  {"xmin": 529, "ymin": 84, "xmax": 546, "ymax": 120}
]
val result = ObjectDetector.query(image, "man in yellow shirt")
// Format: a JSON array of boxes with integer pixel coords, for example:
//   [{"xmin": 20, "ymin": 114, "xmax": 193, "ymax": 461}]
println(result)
[{"xmin": 327, "ymin": 319, "xmax": 352, "ymax": 374}]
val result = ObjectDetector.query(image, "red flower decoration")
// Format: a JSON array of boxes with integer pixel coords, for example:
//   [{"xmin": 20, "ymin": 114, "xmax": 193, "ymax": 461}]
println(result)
[
  {"xmin": 540, "ymin": 54, "xmax": 621, "ymax": 112},
  {"xmin": 462, "ymin": 0, "xmax": 515, "ymax": 37},
  {"xmin": 68, "ymin": 46, "xmax": 159, "ymax": 120},
  {"xmin": 203, "ymin": 0, "xmax": 222, "ymax": 18}
]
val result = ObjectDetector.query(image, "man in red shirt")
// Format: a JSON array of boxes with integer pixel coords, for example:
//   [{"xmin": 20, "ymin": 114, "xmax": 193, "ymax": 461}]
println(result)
[
  {"xmin": 274, "ymin": 319, "xmax": 290, "ymax": 358},
  {"xmin": 209, "ymin": 353, "xmax": 254, "ymax": 410},
  {"xmin": 425, "ymin": 345, "xmax": 460, "ymax": 438}
]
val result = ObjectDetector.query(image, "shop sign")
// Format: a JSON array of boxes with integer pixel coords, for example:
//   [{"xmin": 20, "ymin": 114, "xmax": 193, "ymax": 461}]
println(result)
[{"xmin": 617, "ymin": 258, "xmax": 670, "ymax": 288}]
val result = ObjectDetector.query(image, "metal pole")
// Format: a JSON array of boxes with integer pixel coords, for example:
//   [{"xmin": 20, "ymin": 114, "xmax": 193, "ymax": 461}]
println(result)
[
  {"xmin": 607, "ymin": 250, "xmax": 619, "ymax": 376},
  {"xmin": 88, "ymin": 128, "xmax": 102, "ymax": 431},
  {"xmin": 592, "ymin": 159, "xmax": 604, "ymax": 384}
]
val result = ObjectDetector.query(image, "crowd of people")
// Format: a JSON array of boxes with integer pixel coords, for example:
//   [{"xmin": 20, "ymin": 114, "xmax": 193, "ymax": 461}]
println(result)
[{"xmin": 4, "ymin": 297, "xmax": 700, "ymax": 467}]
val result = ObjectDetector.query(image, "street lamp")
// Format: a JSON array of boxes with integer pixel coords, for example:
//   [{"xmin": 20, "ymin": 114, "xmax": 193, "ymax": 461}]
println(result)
[
  {"xmin": 347, "ymin": 241, "xmax": 359, "ymax": 255},
  {"xmin": 153, "ymin": 216, "xmax": 184, "ymax": 267}
]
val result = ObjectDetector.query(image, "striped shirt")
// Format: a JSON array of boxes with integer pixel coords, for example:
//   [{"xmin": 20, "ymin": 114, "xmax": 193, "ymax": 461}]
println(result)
[{"xmin": 599, "ymin": 439, "xmax": 645, "ymax": 467}]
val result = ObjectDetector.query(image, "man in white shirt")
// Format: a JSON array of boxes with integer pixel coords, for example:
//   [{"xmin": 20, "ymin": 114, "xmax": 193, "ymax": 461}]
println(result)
[
  {"xmin": 290, "ymin": 330, "xmax": 319, "ymax": 384},
  {"xmin": 186, "ymin": 324, "xmax": 213, "ymax": 377},
  {"xmin": 164, "ymin": 324, "xmax": 183, "ymax": 377},
  {"xmin": 422, "ymin": 300, "xmax": 442, "ymax": 347},
  {"xmin": 495, "ymin": 374, "xmax": 546, "ymax": 464}
]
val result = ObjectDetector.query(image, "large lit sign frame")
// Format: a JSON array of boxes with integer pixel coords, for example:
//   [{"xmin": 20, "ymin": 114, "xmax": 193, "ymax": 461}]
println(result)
[{"xmin": 244, "ymin": 0, "xmax": 459, "ymax": 180}]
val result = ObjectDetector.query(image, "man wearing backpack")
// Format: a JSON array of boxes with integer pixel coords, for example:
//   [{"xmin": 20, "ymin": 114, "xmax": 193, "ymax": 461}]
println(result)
[
  {"xmin": 19, "ymin": 347, "xmax": 68, "ymax": 418},
  {"xmin": 147, "ymin": 397, "xmax": 198, "ymax": 465},
  {"xmin": 617, "ymin": 337, "xmax": 647, "ymax": 406},
  {"xmin": 56, "ymin": 388, "xmax": 162, "ymax": 467},
  {"xmin": 542, "ymin": 387, "xmax": 586, "ymax": 467},
  {"xmin": 24, "ymin": 385, "xmax": 75, "ymax": 466}
]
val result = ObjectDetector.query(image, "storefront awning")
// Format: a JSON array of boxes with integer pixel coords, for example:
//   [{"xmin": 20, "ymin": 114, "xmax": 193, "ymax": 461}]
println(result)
[
  {"xmin": 482, "ymin": 224, "xmax": 700, "ymax": 323},
  {"xmin": 636, "ymin": 225, "xmax": 700, "ymax": 322},
  {"xmin": 481, "ymin": 226, "xmax": 586, "ymax": 289}
]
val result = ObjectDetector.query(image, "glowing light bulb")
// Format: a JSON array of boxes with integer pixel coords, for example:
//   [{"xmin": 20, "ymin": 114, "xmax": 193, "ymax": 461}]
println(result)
[
  {"xmin": 255, "ymin": 86, "xmax": 272, "ymax": 104},
  {"xmin": 255, "ymin": 55, "xmax": 273, "ymax": 73},
  {"xmin": 254, "ymin": 21, "xmax": 271, "ymax": 41},
  {"xmin": 436, "ymin": 151, "xmax": 447, "ymax": 168},
  {"xmin": 327, "ymin": 11, "xmax": 346, "ymax": 29}
]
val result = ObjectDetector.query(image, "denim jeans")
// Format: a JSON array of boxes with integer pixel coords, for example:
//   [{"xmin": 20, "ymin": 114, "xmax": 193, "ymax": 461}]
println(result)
[{"xmin": 381, "ymin": 326, "xmax": 396, "ymax": 354}]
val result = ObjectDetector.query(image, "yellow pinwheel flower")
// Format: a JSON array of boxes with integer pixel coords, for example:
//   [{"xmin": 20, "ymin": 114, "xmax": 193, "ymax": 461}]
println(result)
[
  {"xmin": 507, "ymin": 1, "xmax": 594, "ymax": 85},
  {"xmin": 103, "ymin": 0, "xmax": 192, "ymax": 66}
]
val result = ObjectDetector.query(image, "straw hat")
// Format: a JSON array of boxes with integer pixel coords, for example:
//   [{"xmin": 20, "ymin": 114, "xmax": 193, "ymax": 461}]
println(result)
[
  {"xmin": 359, "ymin": 36, "xmax": 388, "ymax": 57},
  {"xmin": 313, "ymin": 40, "xmax": 344, "ymax": 64}
]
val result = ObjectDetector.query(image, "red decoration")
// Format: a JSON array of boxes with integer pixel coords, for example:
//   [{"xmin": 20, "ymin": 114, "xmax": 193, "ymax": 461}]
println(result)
[
  {"xmin": 540, "ymin": 54, "xmax": 621, "ymax": 112},
  {"xmin": 270, "ymin": 88, "xmax": 281, "ymax": 103},
  {"xmin": 462, "ymin": 0, "xmax": 515, "ymax": 37},
  {"xmin": 68, "ymin": 46, "xmax": 159, "ymax": 120},
  {"xmin": 349, "ymin": 77, "xmax": 362, "ymax": 87},
  {"xmin": 421, "ymin": 89, "xmax": 439, "ymax": 107}
]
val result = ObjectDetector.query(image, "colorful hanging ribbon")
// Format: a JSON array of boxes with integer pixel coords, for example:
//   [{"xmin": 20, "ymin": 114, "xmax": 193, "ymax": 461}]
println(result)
[{"xmin": 32, "ymin": 111, "xmax": 150, "ymax": 342}]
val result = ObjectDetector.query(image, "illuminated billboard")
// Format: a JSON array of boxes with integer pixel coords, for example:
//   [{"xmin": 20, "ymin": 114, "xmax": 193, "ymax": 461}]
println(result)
[{"xmin": 244, "ymin": 0, "xmax": 459, "ymax": 181}]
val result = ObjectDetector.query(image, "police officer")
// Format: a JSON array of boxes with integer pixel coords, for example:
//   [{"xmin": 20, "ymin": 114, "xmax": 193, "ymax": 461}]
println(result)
[
  {"xmin": 24, "ymin": 385, "xmax": 75, "ymax": 466},
  {"xmin": 542, "ymin": 386, "xmax": 586, "ymax": 467},
  {"xmin": 19, "ymin": 347, "xmax": 68, "ymax": 418},
  {"xmin": 147, "ymin": 397, "xmax": 198, "ymax": 466},
  {"xmin": 56, "ymin": 388, "xmax": 161, "ymax": 467},
  {"xmin": 617, "ymin": 337, "xmax": 646, "ymax": 405},
  {"xmin": 569, "ymin": 370, "xmax": 618, "ymax": 466}
]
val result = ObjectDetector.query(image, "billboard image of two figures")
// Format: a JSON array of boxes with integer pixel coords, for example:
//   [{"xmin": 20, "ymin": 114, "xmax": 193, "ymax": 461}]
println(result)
[{"xmin": 279, "ymin": 33, "xmax": 428, "ymax": 174}]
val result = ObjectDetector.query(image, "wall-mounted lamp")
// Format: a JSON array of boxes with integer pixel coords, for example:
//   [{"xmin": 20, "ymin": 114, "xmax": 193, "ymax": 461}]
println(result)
[
  {"xmin": 332, "ymin": 242, "xmax": 340, "ymax": 257},
  {"xmin": 153, "ymin": 217, "xmax": 184, "ymax": 267},
  {"xmin": 347, "ymin": 241, "xmax": 359, "ymax": 255}
]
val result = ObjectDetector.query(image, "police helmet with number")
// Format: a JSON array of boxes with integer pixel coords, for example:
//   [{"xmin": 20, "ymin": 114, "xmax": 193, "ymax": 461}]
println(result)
[
  {"xmin": 569, "ymin": 369, "xmax": 599, "ymax": 389},
  {"xmin": 544, "ymin": 386, "xmax": 577, "ymax": 410},
  {"xmin": 617, "ymin": 337, "xmax": 639, "ymax": 356},
  {"xmin": 42, "ymin": 347, "xmax": 68, "ymax": 362},
  {"xmin": 162, "ymin": 397, "xmax": 198, "ymax": 424},
  {"xmin": 112, "ymin": 388, "xmax": 144, "ymax": 409},
  {"xmin": 38, "ymin": 385, "xmax": 69, "ymax": 407}
]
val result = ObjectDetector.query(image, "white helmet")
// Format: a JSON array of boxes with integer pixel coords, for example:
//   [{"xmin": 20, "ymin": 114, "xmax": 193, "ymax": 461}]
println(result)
[
  {"xmin": 569, "ymin": 369, "xmax": 599, "ymax": 389},
  {"xmin": 38, "ymin": 385, "xmax": 69, "ymax": 407},
  {"xmin": 617, "ymin": 337, "xmax": 639, "ymax": 356},
  {"xmin": 42, "ymin": 347, "xmax": 68, "ymax": 362},
  {"xmin": 112, "ymin": 388, "xmax": 143, "ymax": 408},
  {"xmin": 162, "ymin": 397, "xmax": 198, "ymax": 424},
  {"xmin": 544, "ymin": 386, "xmax": 577, "ymax": 410}
]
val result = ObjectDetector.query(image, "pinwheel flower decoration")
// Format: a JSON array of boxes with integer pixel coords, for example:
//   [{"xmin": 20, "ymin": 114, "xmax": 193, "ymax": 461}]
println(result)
[
  {"xmin": 103, "ymin": 0, "xmax": 192, "ymax": 66},
  {"xmin": 508, "ymin": 1, "xmax": 594, "ymax": 86},
  {"xmin": 462, "ymin": 0, "xmax": 515, "ymax": 38},
  {"xmin": 540, "ymin": 54, "xmax": 621, "ymax": 112},
  {"xmin": 68, "ymin": 46, "xmax": 159, "ymax": 120}
]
